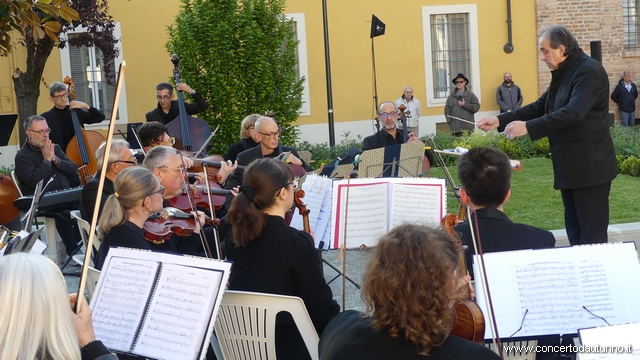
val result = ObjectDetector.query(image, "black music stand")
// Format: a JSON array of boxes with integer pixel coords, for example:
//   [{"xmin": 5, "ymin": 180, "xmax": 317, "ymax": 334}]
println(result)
[
  {"xmin": 318, "ymin": 241, "xmax": 361, "ymax": 289},
  {"xmin": 0, "ymin": 114, "xmax": 18, "ymax": 147},
  {"xmin": 126, "ymin": 122, "xmax": 143, "ymax": 149}
]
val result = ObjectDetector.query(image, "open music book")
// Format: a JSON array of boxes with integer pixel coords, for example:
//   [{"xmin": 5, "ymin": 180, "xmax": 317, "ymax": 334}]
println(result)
[
  {"xmin": 473, "ymin": 242, "xmax": 640, "ymax": 340},
  {"xmin": 90, "ymin": 248, "xmax": 232, "ymax": 360},
  {"xmin": 330, "ymin": 178, "xmax": 446, "ymax": 249}
]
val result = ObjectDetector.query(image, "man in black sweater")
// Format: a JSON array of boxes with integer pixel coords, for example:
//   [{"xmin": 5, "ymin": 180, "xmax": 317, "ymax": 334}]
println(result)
[{"xmin": 145, "ymin": 82, "xmax": 208, "ymax": 124}]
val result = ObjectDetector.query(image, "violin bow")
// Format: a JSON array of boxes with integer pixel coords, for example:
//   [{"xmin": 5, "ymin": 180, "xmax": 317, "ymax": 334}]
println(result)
[
  {"xmin": 75, "ymin": 62, "xmax": 126, "ymax": 313},
  {"xmin": 201, "ymin": 164, "xmax": 222, "ymax": 259},
  {"xmin": 338, "ymin": 174, "xmax": 351, "ymax": 311},
  {"xmin": 467, "ymin": 206, "xmax": 504, "ymax": 359},
  {"xmin": 130, "ymin": 126, "xmax": 147, "ymax": 158}
]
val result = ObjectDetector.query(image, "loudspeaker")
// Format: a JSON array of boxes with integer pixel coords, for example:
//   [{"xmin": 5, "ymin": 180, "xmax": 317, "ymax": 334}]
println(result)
[
  {"xmin": 590, "ymin": 41, "xmax": 602, "ymax": 64},
  {"xmin": 370, "ymin": 15, "xmax": 385, "ymax": 39}
]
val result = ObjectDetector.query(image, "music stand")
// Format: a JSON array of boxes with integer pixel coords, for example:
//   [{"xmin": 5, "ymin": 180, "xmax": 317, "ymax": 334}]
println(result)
[
  {"xmin": 0, "ymin": 114, "xmax": 18, "ymax": 147},
  {"xmin": 126, "ymin": 122, "xmax": 143, "ymax": 149},
  {"xmin": 359, "ymin": 142, "xmax": 425, "ymax": 178}
]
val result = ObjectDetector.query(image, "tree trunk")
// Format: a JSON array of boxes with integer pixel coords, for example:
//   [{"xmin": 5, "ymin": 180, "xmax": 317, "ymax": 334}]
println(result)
[{"xmin": 11, "ymin": 28, "xmax": 55, "ymax": 145}]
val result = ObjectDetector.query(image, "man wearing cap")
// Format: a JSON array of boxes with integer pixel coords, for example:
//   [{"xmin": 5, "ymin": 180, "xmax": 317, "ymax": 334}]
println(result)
[{"xmin": 444, "ymin": 73, "xmax": 480, "ymax": 135}]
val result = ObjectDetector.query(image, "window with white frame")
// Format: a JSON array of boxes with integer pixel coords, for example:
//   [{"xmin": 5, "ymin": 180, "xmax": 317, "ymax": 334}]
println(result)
[
  {"xmin": 59, "ymin": 23, "xmax": 128, "ymax": 125},
  {"xmin": 623, "ymin": 0, "xmax": 640, "ymax": 51},
  {"xmin": 422, "ymin": 5, "xmax": 481, "ymax": 107},
  {"xmin": 285, "ymin": 13, "xmax": 310, "ymax": 116}
]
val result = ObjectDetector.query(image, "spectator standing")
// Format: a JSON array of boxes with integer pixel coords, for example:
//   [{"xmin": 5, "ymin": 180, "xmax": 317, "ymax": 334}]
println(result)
[
  {"xmin": 496, "ymin": 72, "xmax": 523, "ymax": 113},
  {"xmin": 394, "ymin": 86, "xmax": 422, "ymax": 136},
  {"xmin": 611, "ymin": 71, "xmax": 638, "ymax": 127}
]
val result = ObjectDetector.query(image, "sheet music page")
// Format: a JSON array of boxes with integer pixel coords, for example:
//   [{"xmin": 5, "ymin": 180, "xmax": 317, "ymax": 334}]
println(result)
[
  {"xmin": 387, "ymin": 178, "xmax": 446, "ymax": 229},
  {"xmin": 290, "ymin": 175, "xmax": 328, "ymax": 233},
  {"xmin": 313, "ymin": 178, "xmax": 333, "ymax": 247},
  {"xmin": 473, "ymin": 243, "xmax": 640, "ymax": 339},
  {"xmin": 133, "ymin": 263, "xmax": 223, "ymax": 359},
  {"xmin": 91, "ymin": 257, "xmax": 159, "ymax": 352},
  {"xmin": 579, "ymin": 322, "xmax": 640, "ymax": 359},
  {"xmin": 331, "ymin": 179, "xmax": 388, "ymax": 248}
]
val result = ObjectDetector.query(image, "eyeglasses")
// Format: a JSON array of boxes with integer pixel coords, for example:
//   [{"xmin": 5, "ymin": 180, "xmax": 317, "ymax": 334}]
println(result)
[
  {"xmin": 455, "ymin": 80, "xmax": 466, "ymax": 84},
  {"xmin": 52, "ymin": 94, "xmax": 67, "ymax": 100},
  {"xmin": 161, "ymin": 166, "xmax": 186, "ymax": 173},
  {"xmin": 156, "ymin": 95, "xmax": 172, "ymax": 101},
  {"xmin": 151, "ymin": 186, "xmax": 165, "ymax": 196},
  {"xmin": 379, "ymin": 112, "xmax": 397, "ymax": 119},
  {"xmin": 27, "ymin": 128, "xmax": 52, "ymax": 135},
  {"xmin": 288, "ymin": 177, "xmax": 300, "ymax": 190},
  {"xmin": 259, "ymin": 130, "xmax": 281, "ymax": 139},
  {"xmin": 155, "ymin": 136, "xmax": 176, "ymax": 146},
  {"xmin": 114, "ymin": 160, "xmax": 137, "ymax": 165}
]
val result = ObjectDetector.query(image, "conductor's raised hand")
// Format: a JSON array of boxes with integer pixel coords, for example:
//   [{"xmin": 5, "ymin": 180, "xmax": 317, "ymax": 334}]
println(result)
[{"xmin": 477, "ymin": 116, "xmax": 500, "ymax": 132}]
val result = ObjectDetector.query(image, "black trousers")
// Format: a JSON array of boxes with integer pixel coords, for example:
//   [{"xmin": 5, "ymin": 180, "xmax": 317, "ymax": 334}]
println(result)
[{"xmin": 560, "ymin": 181, "xmax": 611, "ymax": 246}]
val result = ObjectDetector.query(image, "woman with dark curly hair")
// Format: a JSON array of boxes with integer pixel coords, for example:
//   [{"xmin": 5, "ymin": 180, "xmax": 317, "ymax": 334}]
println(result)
[{"xmin": 319, "ymin": 224, "xmax": 500, "ymax": 360}]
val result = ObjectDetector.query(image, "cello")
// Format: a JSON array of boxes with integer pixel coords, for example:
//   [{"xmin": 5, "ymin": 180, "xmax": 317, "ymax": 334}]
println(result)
[
  {"xmin": 63, "ymin": 76, "xmax": 105, "ymax": 185},
  {"xmin": 0, "ymin": 174, "xmax": 20, "ymax": 226},
  {"xmin": 165, "ymin": 55, "xmax": 212, "ymax": 152}
]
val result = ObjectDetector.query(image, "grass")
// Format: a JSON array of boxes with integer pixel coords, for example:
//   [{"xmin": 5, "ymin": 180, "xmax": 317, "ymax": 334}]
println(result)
[{"xmin": 428, "ymin": 158, "xmax": 640, "ymax": 231}]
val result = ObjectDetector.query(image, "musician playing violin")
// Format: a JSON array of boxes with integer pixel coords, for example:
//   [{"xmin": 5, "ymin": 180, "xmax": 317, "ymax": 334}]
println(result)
[
  {"xmin": 319, "ymin": 225, "xmax": 499, "ymax": 360},
  {"xmin": 79, "ymin": 139, "xmax": 137, "ymax": 223},
  {"xmin": 14, "ymin": 115, "xmax": 82, "ymax": 257},
  {"xmin": 40, "ymin": 82, "xmax": 106, "ymax": 152},
  {"xmin": 145, "ymin": 82, "xmax": 208, "ymax": 125},
  {"xmin": 224, "ymin": 117, "xmax": 311, "ymax": 209},
  {"xmin": 95, "ymin": 166, "xmax": 182, "ymax": 270},
  {"xmin": 454, "ymin": 147, "xmax": 556, "ymax": 279},
  {"xmin": 226, "ymin": 158, "xmax": 339, "ymax": 360}
]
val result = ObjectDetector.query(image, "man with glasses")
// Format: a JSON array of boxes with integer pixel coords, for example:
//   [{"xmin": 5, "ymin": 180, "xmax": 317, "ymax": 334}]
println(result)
[
  {"xmin": 80, "ymin": 139, "xmax": 137, "ymax": 222},
  {"xmin": 445, "ymin": 73, "xmax": 480, "ymax": 135},
  {"xmin": 40, "ymin": 81, "xmax": 106, "ymax": 152},
  {"xmin": 145, "ymin": 82, "xmax": 209, "ymax": 124},
  {"xmin": 362, "ymin": 101, "xmax": 420, "ymax": 151},
  {"xmin": 224, "ymin": 117, "xmax": 311, "ymax": 209},
  {"xmin": 14, "ymin": 115, "xmax": 82, "ymax": 257}
]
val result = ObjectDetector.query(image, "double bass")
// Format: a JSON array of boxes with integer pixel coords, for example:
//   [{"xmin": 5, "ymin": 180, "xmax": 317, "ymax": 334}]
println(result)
[{"xmin": 63, "ymin": 76, "xmax": 105, "ymax": 185}]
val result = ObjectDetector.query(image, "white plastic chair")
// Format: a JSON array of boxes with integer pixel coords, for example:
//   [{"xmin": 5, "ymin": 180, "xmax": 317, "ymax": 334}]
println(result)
[
  {"xmin": 214, "ymin": 290, "xmax": 319, "ymax": 360},
  {"xmin": 10, "ymin": 170, "xmax": 22, "ymax": 197},
  {"xmin": 70, "ymin": 210, "xmax": 100, "ymax": 266},
  {"xmin": 86, "ymin": 265, "xmax": 101, "ymax": 302}
]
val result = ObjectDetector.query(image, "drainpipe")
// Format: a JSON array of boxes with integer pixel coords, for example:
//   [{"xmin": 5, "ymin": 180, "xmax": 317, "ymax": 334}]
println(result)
[{"xmin": 504, "ymin": 0, "xmax": 514, "ymax": 53}]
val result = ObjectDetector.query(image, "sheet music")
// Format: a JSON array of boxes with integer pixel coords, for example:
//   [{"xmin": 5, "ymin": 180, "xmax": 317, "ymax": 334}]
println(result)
[
  {"xmin": 313, "ymin": 178, "xmax": 333, "ymax": 247},
  {"xmin": 332, "ymin": 181, "xmax": 388, "ymax": 248},
  {"xmin": 92, "ymin": 257, "xmax": 159, "ymax": 352},
  {"xmin": 134, "ymin": 263, "xmax": 223, "ymax": 359},
  {"xmin": 290, "ymin": 175, "xmax": 328, "ymax": 232},
  {"xmin": 579, "ymin": 322, "xmax": 640, "ymax": 359},
  {"xmin": 388, "ymin": 182, "xmax": 444, "ymax": 228},
  {"xmin": 473, "ymin": 243, "xmax": 640, "ymax": 339}
]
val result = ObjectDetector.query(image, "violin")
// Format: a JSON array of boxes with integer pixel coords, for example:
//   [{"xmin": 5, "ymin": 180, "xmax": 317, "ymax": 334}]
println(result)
[
  {"xmin": 142, "ymin": 208, "xmax": 202, "ymax": 244},
  {"xmin": 293, "ymin": 189, "xmax": 310, "ymax": 233},
  {"xmin": 168, "ymin": 182, "xmax": 231, "ymax": 212},
  {"xmin": 63, "ymin": 76, "xmax": 106, "ymax": 185},
  {"xmin": 442, "ymin": 213, "xmax": 486, "ymax": 344},
  {"xmin": 165, "ymin": 55, "xmax": 212, "ymax": 152}
]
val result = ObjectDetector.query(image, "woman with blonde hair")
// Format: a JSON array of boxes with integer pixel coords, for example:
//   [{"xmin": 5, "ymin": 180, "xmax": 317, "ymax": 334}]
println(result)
[
  {"xmin": 95, "ymin": 166, "xmax": 174, "ymax": 269},
  {"xmin": 0, "ymin": 253, "xmax": 116, "ymax": 360},
  {"xmin": 319, "ymin": 225, "xmax": 500, "ymax": 360},
  {"xmin": 222, "ymin": 113, "xmax": 262, "ymax": 162}
]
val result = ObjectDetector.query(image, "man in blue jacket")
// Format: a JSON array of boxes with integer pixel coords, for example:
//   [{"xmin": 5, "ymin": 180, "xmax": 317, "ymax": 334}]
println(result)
[{"xmin": 611, "ymin": 71, "xmax": 638, "ymax": 127}]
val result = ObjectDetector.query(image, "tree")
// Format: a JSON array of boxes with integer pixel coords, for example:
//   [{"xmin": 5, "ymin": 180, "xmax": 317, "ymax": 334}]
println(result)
[
  {"xmin": 5, "ymin": 0, "xmax": 118, "ymax": 143},
  {"xmin": 167, "ymin": 0, "xmax": 305, "ymax": 153}
]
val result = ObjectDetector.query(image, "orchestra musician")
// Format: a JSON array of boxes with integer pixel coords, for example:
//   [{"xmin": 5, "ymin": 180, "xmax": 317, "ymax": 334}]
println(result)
[
  {"xmin": 95, "ymin": 166, "xmax": 183, "ymax": 270},
  {"xmin": 223, "ymin": 116, "xmax": 311, "ymax": 209},
  {"xmin": 454, "ymin": 147, "xmax": 556, "ymax": 278},
  {"xmin": 318, "ymin": 225, "xmax": 499, "ymax": 360},
  {"xmin": 225, "ymin": 158, "xmax": 339, "ymax": 360},
  {"xmin": 145, "ymin": 82, "xmax": 208, "ymax": 125},
  {"xmin": 14, "ymin": 115, "xmax": 82, "ymax": 258},
  {"xmin": 40, "ymin": 82, "xmax": 106, "ymax": 152},
  {"xmin": 222, "ymin": 113, "xmax": 261, "ymax": 162},
  {"xmin": 79, "ymin": 139, "xmax": 137, "ymax": 223},
  {"xmin": 0, "ymin": 253, "xmax": 117, "ymax": 360}
]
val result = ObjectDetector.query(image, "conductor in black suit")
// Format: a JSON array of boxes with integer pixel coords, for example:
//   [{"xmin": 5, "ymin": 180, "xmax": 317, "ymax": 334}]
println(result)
[
  {"xmin": 454, "ymin": 147, "xmax": 556, "ymax": 279},
  {"xmin": 145, "ymin": 82, "xmax": 209, "ymax": 124},
  {"xmin": 478, "ymin": 25, "xmax": 617, "ymax": 245}
]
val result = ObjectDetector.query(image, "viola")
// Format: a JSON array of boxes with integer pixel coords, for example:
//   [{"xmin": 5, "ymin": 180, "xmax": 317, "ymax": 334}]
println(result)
[
  {"xmin": 293, "ymin": 189, "xmax": 310, "ymax": 233},
  {"xmin": 442, "ymin": 213, "xmax": 486, "ymax": 344},
  {"xmin": 168, "ymin": 182, "xmax": 231, "ymax": 212},
  {"xmin": 165, "ymin": 55, "xmax": 212, "ymax": 152},
  {"xmin": 142, "ymin": 208, "xmax": 202, "ymax": 244},
  {"xmin": 63, "ymin": 76, "xmax": 106, "ymax": 185}
]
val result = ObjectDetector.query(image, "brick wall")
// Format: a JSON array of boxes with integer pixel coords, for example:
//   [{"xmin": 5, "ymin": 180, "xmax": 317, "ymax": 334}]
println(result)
[{"xmin": 536, "ymin": 0, "xmax": 640, "ymax": 123}]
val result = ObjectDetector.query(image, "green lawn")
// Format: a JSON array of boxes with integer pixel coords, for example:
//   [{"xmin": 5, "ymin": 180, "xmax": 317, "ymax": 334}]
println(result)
[{"xmin": 428, "ymin": 158, "xmax": 640, "ymax": 230}]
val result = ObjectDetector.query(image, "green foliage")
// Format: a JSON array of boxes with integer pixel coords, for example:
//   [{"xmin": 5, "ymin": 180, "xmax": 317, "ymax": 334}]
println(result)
[
  {"xmin": 0, "ymin": 165, "xmax": 14, "ymax": 176},
  {"xmin": 167, "ymin": 0, "xmax": 304, "ymax": 154},
  {"xmin": 620, "ymin": 156, "xmax": 640, "ymax": 177},
  {"xmin": 297, "ymin": 132, "xmax": 363, "ymax": 170},
  {"xmin": 610, "ymin": 125, "xmax": 640, "ymax": 157}
]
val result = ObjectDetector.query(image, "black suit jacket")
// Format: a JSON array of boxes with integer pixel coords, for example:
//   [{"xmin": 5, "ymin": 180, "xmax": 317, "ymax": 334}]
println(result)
[
  {"xmin": 222, "ymin": 137, "xmax": 259, "ymax": 162},
  {"xmin": 145, "ymin": 92, "xmax": 209, "ymax": 124},
  {"xmin": 498, "ymin": 49, "xmax": 617, "ymax": 190},
  {"xmin": 454, "ymin": 208, "xmax": 556, "ymax": 278},
  {"xmin": 224, "ymin": 144, "xmax": 311, "ymax": 209},
  {"xmin": 40, "ymin": 105, "xmax": 106, "ymax": 152},
  {"xmin": 362, "ymin": 128, "xmax": 406, "ymax": 151},
  {"xmin": 80, "ymin": 172, "xmax": 114, "ymax": 223}
]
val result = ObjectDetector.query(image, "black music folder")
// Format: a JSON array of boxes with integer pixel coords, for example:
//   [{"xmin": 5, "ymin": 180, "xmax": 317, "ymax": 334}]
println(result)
[{"xmin": 0, "ymin": 114, "xmax": 18, "ymax": 147}]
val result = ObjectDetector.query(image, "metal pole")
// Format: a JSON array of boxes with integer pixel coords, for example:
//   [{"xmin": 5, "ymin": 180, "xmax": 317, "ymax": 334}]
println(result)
[{"xmin": 322, "ymin": 0, "xmax": 336, "ymax": 147}]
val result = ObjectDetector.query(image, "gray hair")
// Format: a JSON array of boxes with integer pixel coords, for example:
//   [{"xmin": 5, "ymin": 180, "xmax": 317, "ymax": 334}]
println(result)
[
  {"xmin": 254, "ymin": 116, "xmax": 276, "ymax": 133},
  {"xmin": 540, "ymin": 24, "xmax": 579, "ymax": 56},
  {"xmin": 377, "ymin": 101, "xmax": 398, "ymax": 114},
  {"xmin": 0, "ymin": 253, "xmax": 81, "ymax": 359},
  {"xmin": 623, "ymin": 71, "xmax": 631, "ymax": 77},
  {"xmin": 403, "ymin": 86, "xmax": 414, "ymax": 93},
  {"xmin": 143, "ymin": 145, "xmax": 178, "ymax": 170},
  {"xmin": 23, "ymin": 115, "xmax": 46, "ymax": 131},
  {"xmin": 96, "ymin": 139, "xmax": 131, "ymax": 171},
  {"xmin": 49, "ymin": 82, "xmax": 67, "ymax": 97}
]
